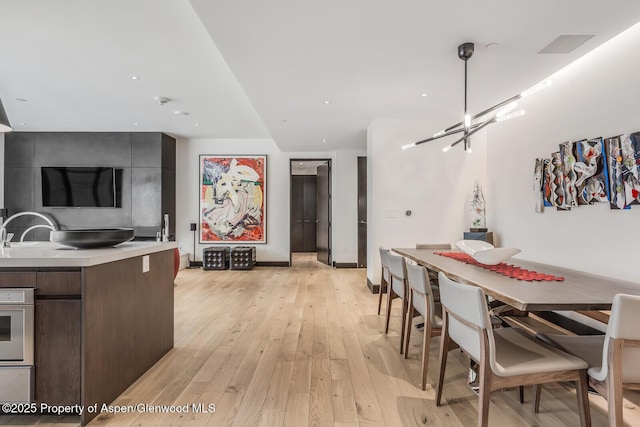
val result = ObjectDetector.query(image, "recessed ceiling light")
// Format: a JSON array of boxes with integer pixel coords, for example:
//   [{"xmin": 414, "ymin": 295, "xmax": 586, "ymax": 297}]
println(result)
[
  {"xmin": 133, "ymin": 122, "xmax": 139, "ymax": 126},
  {"xmin": 322, "ymin": 139, "xmax": 327, "ymax": 142},
  {"xmin": 131, "ymin": 76, "xmax": 140, "ymax": 80},
  {"xmin": 16, "ymin": 98, "xmax": 28, "ymax": 102},
  {"xmin": 174, "ymin": 111, "xmax": 189, "ymax": 115},
  {"xmin": 299, "ymin": 162, "xmax": 304, "ymax": 165},
  {"xmin": 195, "ymin": 123, "xmax": 200, "ymax": 127},
  {"xmin": 323, "ymin": 100, "xmax": 331, "ymax": 104},
  {"xmin": 19, "ymin": 122, "xmax": 26, "ymax": 125},
  {"xmin": 421, "ymin": 93, "xmax": 428, "ymax": 97}
]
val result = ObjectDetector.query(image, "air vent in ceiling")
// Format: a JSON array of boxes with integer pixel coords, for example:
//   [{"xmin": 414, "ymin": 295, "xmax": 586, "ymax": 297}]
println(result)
[{"xmin": 538, "ymin": 34, "xmax": 595, "ymax": 54}]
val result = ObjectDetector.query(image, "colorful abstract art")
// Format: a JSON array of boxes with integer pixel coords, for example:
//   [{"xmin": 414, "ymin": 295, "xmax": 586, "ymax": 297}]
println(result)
[
  {"xmin": 622, "ymin": 132, "xmax": 640, "ymax": 205},
  {"xmin": 575, "ymin": 138, "xmax": 609, "ymax": 205},
  {"xmin": 560, "ymin": 141, "xmax": 578, "ymax": 208},
  {"xmin": 604, "ymin": 135, "xmax": 625, "ymax": 209},
  {"xmin": 199, "ymin": 155, "xmax": 266, "ymax": 243},
  {"xmin": 534, "ymin": 130, "xmax": 640, "ymax": 212}
]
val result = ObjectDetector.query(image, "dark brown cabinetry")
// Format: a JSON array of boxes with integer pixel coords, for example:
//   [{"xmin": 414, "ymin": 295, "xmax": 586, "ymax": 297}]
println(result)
[
  {"xmin": 0, "ymin": 249, "xmax": 174, "ymax": 425},
  {"xmin": 291, "ymin": 175, "xmax": 317, "ymax": 252},
  {"xmin": 35, "ymin": 271, "xmax": 82, "ymax": 407}
]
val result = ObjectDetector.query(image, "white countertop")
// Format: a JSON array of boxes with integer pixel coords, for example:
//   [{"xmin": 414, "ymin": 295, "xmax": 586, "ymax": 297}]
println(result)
[{"xmin": 0, "ymin": 241, "xmax": 178, "ymax": 268}]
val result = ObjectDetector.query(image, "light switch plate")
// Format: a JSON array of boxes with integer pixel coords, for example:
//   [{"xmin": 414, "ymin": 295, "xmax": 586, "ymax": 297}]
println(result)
[{"xmin": 142, "ymin": 255, "xmax": 150, "ymax": 273}]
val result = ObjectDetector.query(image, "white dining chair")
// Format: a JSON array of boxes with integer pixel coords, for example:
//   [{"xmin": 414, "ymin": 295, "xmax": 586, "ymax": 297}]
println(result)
[
  {"xmin": 535, "ymin": 293, "xmax": 640, "ymax": 427},
  {"xmin": 404, "ymin": 263, "xmax": 442, "ymax": 390},
  {"xmin": 436, "ymin": 272, "xmax": 591, "ymax": 427},
  {"xmin": 385, "ymin": 252, "xmax": 409, "ymax": 354},
  {"xmin": 377, "ymin": 247, "xmax": 390, "ymax": 315}
]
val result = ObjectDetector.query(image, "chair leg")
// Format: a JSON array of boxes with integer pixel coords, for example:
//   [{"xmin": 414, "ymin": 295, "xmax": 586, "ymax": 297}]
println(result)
[
  {"xmin": 384, "ymin": 288, "xmax": 394, "ymax": 334},
  {"xmin": 399, "ymin": 296, "xmax": 408, "ymax": 354},
  {"xmin": 377, "ymin": 271, "xmax": 386, "ymax": 315},
  {"xmin": 436, "ymin": 319, "xmax": 450, "ymax": 406},
  {"xmin": 576, "ymin": 370, "xmax": 592, "ymax": 427},
  {"xmin": 420, "ymin": 321, "xmax": 432, "ymax": 391},
  {"xmin": 404, "ymin": 300, "xmax": 413, "ymax": 359},
  {"xmin": 608, "ymin": 338, "xmax": 624, "ymax": 427},
  {"xmin": 519, "ymin": 385, "xmax": 525, "ymax": 404},
  {"xmin": 477, "ymin": 357, "xmax": 492, "ymax": 427},
  {"xmin": 532, "ymin": 384, "xmax": 541, "ymax": 413}
]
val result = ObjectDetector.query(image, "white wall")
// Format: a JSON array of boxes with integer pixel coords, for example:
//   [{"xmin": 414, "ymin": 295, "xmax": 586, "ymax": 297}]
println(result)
[
  {"xmin": 175, "ymin": 137, "xmax": 364, "ymax": 264},
  {"xmin": 367, "ymin": 118, "xmax": 487, "ymax": 283},
  {"xmin": 332, "ymin": 149, "xmax": 365, "ymax": 263},
  {"xmin": 488, "ymin": 22, "xmax": 640, "ymax": 284}
]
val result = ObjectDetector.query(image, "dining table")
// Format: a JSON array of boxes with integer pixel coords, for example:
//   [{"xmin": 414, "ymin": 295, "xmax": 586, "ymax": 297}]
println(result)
[{"xmin": 392, "ymin": 248, "xmax": 640, "ymax": 312}]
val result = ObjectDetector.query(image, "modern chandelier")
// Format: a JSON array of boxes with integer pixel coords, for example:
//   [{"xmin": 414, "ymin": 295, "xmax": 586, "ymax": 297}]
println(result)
[{"xmin": 402, "ymin": 42, "xmax": 551, "ymax": 152}]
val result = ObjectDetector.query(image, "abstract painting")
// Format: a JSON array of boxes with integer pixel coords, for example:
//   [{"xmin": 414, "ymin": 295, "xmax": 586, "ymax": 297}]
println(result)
[
  {"xmin": 621, "ymin": 132, "xmax": 640, "ymax": 205},
  {"xmin": 559, "ymin": 141, "xmax": 578, "ymax": 208},
  {"xmin": 533, "ymin": 130, "xmax": 640, "ymax": 212},
  {"xmin": 550, "ymin": 151, "xmax": 567, "ymax": 209},
  {"xmin": 574, "ymin": 137, "xmax": 609, "ymax": 205},
  {"xmin": 533, "ymin": 158, "xmax": 544, "ymax": 213},
  {"xmin": 604, "ymin": 135, "xmax": 626, "ymax": 209},
  {"xmin": 199, "ymin": 155, "xmax": 266, "ymax": 243},
  {"xmin": 542, "ymin": 158, "xmax": 553, "ymax": 207}
]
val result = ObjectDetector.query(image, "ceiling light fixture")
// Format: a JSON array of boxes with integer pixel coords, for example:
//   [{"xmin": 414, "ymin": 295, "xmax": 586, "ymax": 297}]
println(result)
[
  {"xmin": 402, "ymin": 42, "xmax": 551, "ymax": 152},
  {"xmin": 131, "ymin": 76, "xmax": 140, "ymax": 80},
  {"xmin": 0, "ymin": 96, "xmax": 12, "ymax": 132},
  {"xmin": 421, "ymin": 93, "xmax": 428, "ymax": 97},
  {"xmin": 322, "ymin": 139, "xmax": 327, "ymax": 142},
  {"xmin": 154, "ymin": 96, "xmax": 170, "ymax": 105},
  {"xmin": 323, "ymin": 100, "xmax": 331, "ymax": 104}
]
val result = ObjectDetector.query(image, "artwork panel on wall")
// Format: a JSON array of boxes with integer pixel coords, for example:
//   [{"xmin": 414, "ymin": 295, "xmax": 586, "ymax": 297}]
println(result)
[
  {"xmin": 542, "ymin": 158, "xmax": 553, "ymax": 207},
  {"xmin": 533, "ymin": 158, "xmax": 544, "ymax": 213},
  {"xmin": 604, "ymin": 135, "xmax": 626, "ymax": 209},
  {"xmin": 575, "ymin": 137, "xmax": 610, "ymax": 205},
  {"xmin": 559, "ymin": 141, "xmax": 578, "ymax": 208},
  {"xmin": 199, "ymin": 155, "xmax": 267, "ymax": 243},
  {"xmin": 621, "ymin": 132, "xmax": 640, "ymax": 205},
  {"xmin": 550, "ymin": 151, "xmax": 567, "ymax": 209}
]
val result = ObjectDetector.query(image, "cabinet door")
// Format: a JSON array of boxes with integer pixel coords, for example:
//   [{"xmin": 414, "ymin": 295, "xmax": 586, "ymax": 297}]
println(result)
[{"xmin": 35, "ymin": 299, "xmax": 81, "ymax": 406}]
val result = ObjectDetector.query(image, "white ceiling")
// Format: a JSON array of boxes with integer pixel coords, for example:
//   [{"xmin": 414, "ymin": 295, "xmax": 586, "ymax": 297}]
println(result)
[{"xmin": 2, "ymin": 1, "xmax": 640, "ymax": 152}]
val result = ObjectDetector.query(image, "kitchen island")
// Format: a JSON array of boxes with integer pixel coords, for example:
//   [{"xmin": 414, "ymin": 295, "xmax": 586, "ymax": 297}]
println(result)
[{"xmin": 0, "ymin": 241, "xmax": 177, "ymax": 425}]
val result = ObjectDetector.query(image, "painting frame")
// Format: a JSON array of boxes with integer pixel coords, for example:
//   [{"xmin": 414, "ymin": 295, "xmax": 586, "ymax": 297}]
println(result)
[{"xmin": 199, "ymin": 154, "xmax": 267, "ymax": 244}]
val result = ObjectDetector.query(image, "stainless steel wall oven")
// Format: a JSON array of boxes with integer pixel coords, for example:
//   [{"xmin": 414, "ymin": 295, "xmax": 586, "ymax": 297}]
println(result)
[{"xmin": 0, "ymin": 288, "xmax": 34, "ymax": 403}]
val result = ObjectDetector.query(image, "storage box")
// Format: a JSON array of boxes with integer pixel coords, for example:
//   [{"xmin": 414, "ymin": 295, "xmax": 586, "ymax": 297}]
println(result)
[
  {"xmin": 230, "ymin": 246, "xmax": 256, "ymax": 270},
  {"xmin": 202, "ymin": 246, "xmax": 230, "ymax": 270}
]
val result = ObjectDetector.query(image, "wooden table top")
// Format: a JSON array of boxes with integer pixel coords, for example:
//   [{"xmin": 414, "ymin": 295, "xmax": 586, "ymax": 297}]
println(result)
[{"xmin": 392, "ymin": 248, "xmax": 640, "ymax": 312}]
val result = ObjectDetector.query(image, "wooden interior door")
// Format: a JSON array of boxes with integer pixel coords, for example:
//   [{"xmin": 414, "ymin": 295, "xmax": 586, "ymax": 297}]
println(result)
[
  {"xmin": 302, "ymin": 176, "xmax": 317, "ymax": 251},
  {"xmin": 316, "ymin": 163, "xmax": 331, "ymax": 265},
  {"xmin": 290, "ymin": 176, "xmax": 305, "ymax": 252},
  {"xmin": 357, "ymin": 156, "xmax": 367, "ymax": 268}
]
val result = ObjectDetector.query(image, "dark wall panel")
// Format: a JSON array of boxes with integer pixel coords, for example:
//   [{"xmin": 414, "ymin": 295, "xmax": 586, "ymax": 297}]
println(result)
[
  {"xmin": 33, "ymin": 133, "xmax": 132, "ymax": 167},
  {"xmin": 3, "ymin": 132, "xmax": 174, "ymax": 240}
]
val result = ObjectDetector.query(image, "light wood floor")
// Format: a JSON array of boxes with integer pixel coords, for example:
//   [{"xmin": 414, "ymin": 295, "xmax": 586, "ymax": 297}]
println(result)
[{"xmin": 3, "ymin": 253, "xmax": 639, "ymax": 426}]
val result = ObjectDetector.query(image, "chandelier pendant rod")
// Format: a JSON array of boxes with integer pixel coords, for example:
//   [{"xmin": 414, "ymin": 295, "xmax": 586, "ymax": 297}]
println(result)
[{"xmin": 463, "ymin": 53, "xmax": 469, "ymax": 151}]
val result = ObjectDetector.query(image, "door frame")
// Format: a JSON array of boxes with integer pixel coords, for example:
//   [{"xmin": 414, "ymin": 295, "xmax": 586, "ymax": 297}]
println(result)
[{"xmin": 289, "ymin": 159, "xmax": 332, "ymax": 267}]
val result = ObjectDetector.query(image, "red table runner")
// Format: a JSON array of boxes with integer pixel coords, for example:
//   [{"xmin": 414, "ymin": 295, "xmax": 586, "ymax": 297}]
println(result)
[{"xmin": 435, "ymin": 252, "xmax": 565, "ymax": 282}]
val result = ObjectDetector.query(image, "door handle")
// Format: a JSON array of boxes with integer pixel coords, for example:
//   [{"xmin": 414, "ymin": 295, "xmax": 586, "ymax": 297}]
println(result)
[{"xmin": 359, "ymin": 220, "xmax": 367, "ymax": 224}]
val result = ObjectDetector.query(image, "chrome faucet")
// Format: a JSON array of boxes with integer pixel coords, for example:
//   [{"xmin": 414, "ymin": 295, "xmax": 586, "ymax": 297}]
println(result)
[
  {"xmin": 0, "ymin": 212, "xmax": 57, "ymax": 246},
  {"xmin": 0, "ymin": 224, "xmax": 8, "ymax": 248}
]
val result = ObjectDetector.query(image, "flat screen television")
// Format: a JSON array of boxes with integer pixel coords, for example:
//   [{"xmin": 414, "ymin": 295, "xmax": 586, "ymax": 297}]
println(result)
[{"xmin": 42, "ymin": 167, "xmax": 117, "ymax": 207}]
